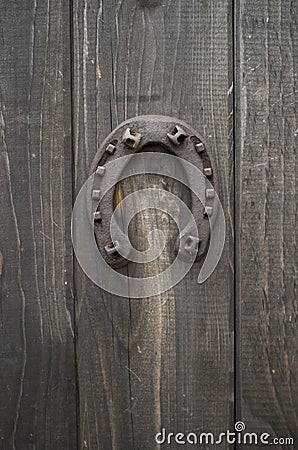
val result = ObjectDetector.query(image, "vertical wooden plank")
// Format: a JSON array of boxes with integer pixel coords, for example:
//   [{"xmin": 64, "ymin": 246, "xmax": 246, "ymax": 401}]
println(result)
[
  {"xmin": 0, "ymin": 1, "xmax": 76, "ymax": 448},
  {"xmin": 236, "ymin": 0, "xmax": 297, "ymax": 445},
  {"xmin": 73, "ymin": 0, "xmax": 234, "ymax": 448}
]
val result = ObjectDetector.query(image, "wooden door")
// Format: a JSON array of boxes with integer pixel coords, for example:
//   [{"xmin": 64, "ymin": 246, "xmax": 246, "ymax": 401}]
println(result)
[{"xmin": 0, "ymin": 0, "xmax": 296, "ymax": 449}]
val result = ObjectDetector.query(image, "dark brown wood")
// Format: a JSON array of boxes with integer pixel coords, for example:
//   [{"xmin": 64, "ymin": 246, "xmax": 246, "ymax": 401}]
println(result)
[
  {"xmin": 0, "ymin": 1, "xmax": 77, "ymax": 448},
  {"xmin": 235, "ymin": 0, "xmax": 298, "ymax": 446},
  {"xmin": 4, "ymin": 1, "xmax": 296, "ymax": 447},
  {"xmin": 73, "ymin": 0, "xmax": 234, "ymax": 448}
]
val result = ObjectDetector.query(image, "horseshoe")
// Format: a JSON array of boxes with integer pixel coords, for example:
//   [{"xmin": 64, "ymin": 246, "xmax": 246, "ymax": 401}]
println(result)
[{"xmin": 89, "ymin": 115, "xmax": 218, "ymax": 269}]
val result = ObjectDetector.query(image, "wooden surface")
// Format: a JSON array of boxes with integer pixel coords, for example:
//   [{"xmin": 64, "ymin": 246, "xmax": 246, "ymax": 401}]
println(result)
[
  {"xmin": 72, "ymin": 0, "xmax": 233, "ymax": 448},
  {"xmin": 0, "ymin": 0, "xmax": 297, "ymax": 449},
  {"xmin": 236, "ymin": 0, "xmax": 298, "ymax": 446},
  {"xmin": 0, "ymin": 1, "xmax": 77, "ymax": 449}
]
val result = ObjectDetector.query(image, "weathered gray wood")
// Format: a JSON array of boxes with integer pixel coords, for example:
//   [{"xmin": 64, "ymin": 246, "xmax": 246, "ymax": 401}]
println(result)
[
  {"xmin": 1, "ymin": 0, "xmax": 296, "ymax": 447},
  {"xmin": 236, "ymin": 0, "xmax": 298, "ymax": 446},
  {"xmin": 0, "ymin": 1, "xmax": 77, "ymax": 448},
  {"xmin": 73, "ymin": 0, "xmax": 234, "ymax": 448}
]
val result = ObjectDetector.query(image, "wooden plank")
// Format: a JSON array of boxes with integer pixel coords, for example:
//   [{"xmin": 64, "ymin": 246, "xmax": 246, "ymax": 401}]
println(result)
[
  {"xmin": 0, "ymin": 1, "xmax": 77, "ymax": 448},
  {"xmin": 73, "ymin": 0, "xmax": 234, "ymax": 447},
  {"xmin": 236, "ymin": 0, "xmax": 298, "ymax": 446}
]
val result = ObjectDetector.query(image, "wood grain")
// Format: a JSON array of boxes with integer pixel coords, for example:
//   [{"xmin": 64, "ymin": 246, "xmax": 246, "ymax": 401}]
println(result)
[
  {"xmin": 72, "ymin": 0, "xmax": 234, "ymax": 448},
  {"xmin": 2, "ymin": 0, "xmax": 295, "ymax": 448},
  {"xmin": 236, "ymin": 0, "xmax": 298, "ymax": 446},
  {"xmin": 0, "ymin": 1, "xmax": 77, "ymax": 448}
]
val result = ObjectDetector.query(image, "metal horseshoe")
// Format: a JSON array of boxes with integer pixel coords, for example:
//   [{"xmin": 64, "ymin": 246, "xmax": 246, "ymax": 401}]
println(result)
[{"xmin": 89, "ymin": 115, "xmax": 218, "ymax": 269}]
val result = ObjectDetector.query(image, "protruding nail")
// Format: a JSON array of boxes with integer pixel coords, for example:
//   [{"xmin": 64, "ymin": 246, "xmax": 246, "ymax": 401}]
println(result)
[
  {"xmin": 96, "ymin": 166, "xmax": 106, "ymax": 176},
  {"xmin": 204, "ymin": 206, "xmax": 213, "ymax": 217},
  {"xmin": 122, "ymin": 128, "xmax": 142, "ymax": 149},
  {"xmin": 203, "ymin": 167, "xmax": 212, "ymax": 177},
  {"xmin": 92, "ymin": 189, "xmax": 101, "ymax": 200},
  {"xmin": 206, "ymin": 188, "xmax": 215, "ymax": 198},
  {"xmin": 106, "ymin": 143, "xmax": 116, "ymax": 155},
  {"xmin": 184, "ymin": 236, "xmax": 200, "ymax": 254},
  {"xmin": 195, "ymin": 142, "xmax": 205, "ymax": 153},
  {"xmin": 167, "ymin": 125, "xmax": 188, "ymax": 146},
  {"xmin": 105, "ymin": 241, "xmax": 119, "ymax": 256},
  {"xmin": 93, "ymin": 211, "xmax": 102, "ymax": 222}
]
